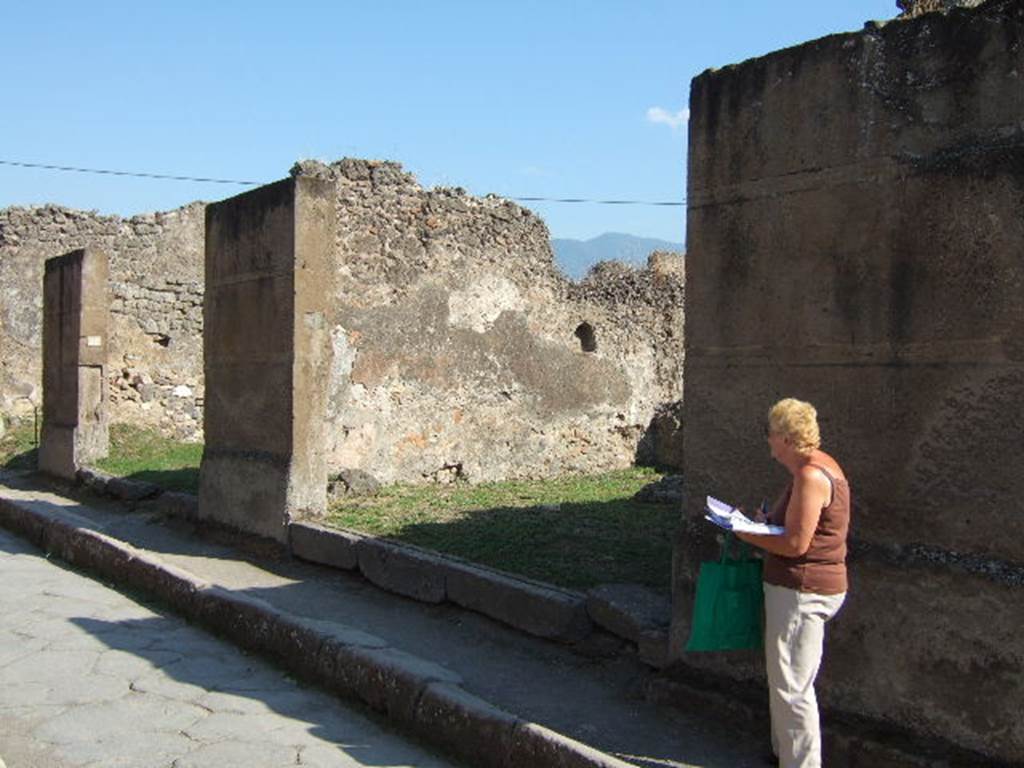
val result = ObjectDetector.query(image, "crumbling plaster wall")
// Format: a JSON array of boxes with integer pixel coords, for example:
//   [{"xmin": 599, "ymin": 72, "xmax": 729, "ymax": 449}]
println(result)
[
  {"xmin": 0, "ymin": 204, "xmax": 205, "ymax": 438},
  {"xmin": 299, "ymin": 159, "xmax": 684, "ymax": 483},
  {"xmin": 0, "ymin": 161, "xmax": 685, "ymax": 483},
  {"xmin": 672, "ymin": 1, "xmax": 1024, "ymax": 762}
]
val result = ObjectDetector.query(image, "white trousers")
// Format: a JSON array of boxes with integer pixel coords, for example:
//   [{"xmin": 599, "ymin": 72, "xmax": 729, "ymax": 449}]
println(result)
[{"xmin": 764, "ymin": 584, "xmax": 846, "ymax": 768}]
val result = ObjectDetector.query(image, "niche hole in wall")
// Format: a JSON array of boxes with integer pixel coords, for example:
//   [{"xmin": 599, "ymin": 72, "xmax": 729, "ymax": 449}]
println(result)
[
  {"xmin": 575, "ymin": 322, "xmax": 597, "ymax": 353},
  {"xmin": 151, "ymin": 334, "xmax": 171, "ymax": 348}
]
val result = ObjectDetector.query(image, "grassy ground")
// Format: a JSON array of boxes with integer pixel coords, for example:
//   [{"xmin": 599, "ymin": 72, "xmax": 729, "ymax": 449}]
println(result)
[
  {"xmin": 0, "ymin": 422, "xmax": 677, "ymax": 592},
  {"xmin": 326, "ymin": 468, "xmax": 676, "ymax": 592},
  {"xmin": 0, "ymin": 422, "xmax": 202, "ymax": 493},
  {"xmin": 94, "ymin": 424, "xmax": 203, "ymax": 494},
  {"xmin": 0, "ymin": 422, "xmax": 39, "ymax": 471}
]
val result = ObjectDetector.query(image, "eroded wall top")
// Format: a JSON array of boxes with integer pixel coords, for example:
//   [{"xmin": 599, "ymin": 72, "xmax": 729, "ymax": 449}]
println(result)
[
  {"xmin": 0, "ymin": 159, "xmax": 686, "ymax": 482},
  {"xmin": 897, "ymin": 0, "xmax": 986, "ymax": 17},
  {"xmin": 292, "ymin": 159, "xmax": 685, "ymax": 483}
]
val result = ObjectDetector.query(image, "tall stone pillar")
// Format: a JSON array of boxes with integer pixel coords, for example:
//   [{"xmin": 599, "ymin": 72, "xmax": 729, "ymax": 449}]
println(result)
[
  {"xmin": 671, "ymin": 3, "xmax": 1024, "ymax": 763},
  {"xmin": 39, "ymin": 248, "xmax": 110, "ymax": 479},
  {"xmin": 199, "ymin": 175, "xmax": 335, "ymax": 542}
]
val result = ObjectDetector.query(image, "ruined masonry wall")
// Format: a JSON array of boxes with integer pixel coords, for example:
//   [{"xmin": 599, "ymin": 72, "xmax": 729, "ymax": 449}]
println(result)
[
  {"xmin": 298, "ymin": 158, "xmax": 684, "ymax": 483},
  {"xmin": 897, "ymin": 0, "xmax": 986, "ymax": 17},
  {"xmin": 0, "ymin": 161, "xmax": 685, "ymax": 482},
  {"xmin": 0, "ymin": 204, "xmax": 205, "ymax": 439}
]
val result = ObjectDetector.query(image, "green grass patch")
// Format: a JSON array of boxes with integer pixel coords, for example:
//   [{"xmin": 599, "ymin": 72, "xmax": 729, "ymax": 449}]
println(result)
[
  {"xmin": 327, "ymin": 467, "xmax": 677, "ymax": 592},
  {"xmin": 5, "ymin": 420, "xmax": 676, "ymax": 592},
  {"xmin": 94, "ymin": 424, "xmax": 202, "ymax": 494},
  {"xmin": 0, "ymin": 422, "xmax": 39, "ymax": 470}
]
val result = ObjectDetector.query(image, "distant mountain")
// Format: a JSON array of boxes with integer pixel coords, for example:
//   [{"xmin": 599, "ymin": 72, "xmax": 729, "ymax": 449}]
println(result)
[{"xmin": 551, "ymin": 232, "xmax": 684, "ymax": 280}]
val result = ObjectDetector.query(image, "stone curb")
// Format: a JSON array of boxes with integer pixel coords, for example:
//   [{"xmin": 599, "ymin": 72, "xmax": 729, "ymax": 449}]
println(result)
[
  {"xmin": 0, "ymin": 491, "xmax": 638, "ymax": 768},
  {"xmin": 445, "ymin": 557, "xmax": 592, "ymax": 643},
  {"xmin": 291, "ymin": 520, "xmax": 593, "ymax": 643},
  {"xmin": 77, "ymin": 467, "xmax": 162, "ymax": 503},
  {"xmin": 147, "ymin": 490, "xmax": 201, "ymax": 522},
  {"xmin": 80, "ymin": 479, "xmax": 656, "ymax": 652},
  {"xmin": 356, "ymin": 535, "xmax": 448, "ymax": 604}
]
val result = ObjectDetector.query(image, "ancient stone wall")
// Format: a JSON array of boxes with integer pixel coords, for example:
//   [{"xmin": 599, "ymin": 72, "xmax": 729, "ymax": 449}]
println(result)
[
  {"xmin": 671, "ymin": 1, "xmax": 1024, "ymax": 762},
  {"xmin": 897, "ymin": 0, "xmax": 986, "ymax": 17},
  {"xmin": 0, "ymin": 162, "xmax": 685, "ymax": 483},
  {"xmin": 0, "ymin": 203, "xmax": 205, "ymax": 438},
  {"xmin": 297, "ymin": 158, "xmax": 684, "ymax": 484}
]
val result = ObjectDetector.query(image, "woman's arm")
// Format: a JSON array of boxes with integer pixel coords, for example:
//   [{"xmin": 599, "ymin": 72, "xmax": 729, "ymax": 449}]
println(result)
[{"xmin": 736, "ymin": 466, "xmax": 831, "ymax": 557}]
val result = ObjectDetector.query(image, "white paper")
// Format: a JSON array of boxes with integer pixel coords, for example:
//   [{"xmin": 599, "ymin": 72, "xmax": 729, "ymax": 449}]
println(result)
[{"xmin": 705, "ymin": 495, "xmax": 784, "ymax": 536}]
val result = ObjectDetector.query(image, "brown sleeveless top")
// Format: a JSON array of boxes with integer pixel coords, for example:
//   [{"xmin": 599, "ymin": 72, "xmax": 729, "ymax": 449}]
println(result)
[{"xmin": 763, "ymin": 465, "xmax": 850, "ymax": 595}]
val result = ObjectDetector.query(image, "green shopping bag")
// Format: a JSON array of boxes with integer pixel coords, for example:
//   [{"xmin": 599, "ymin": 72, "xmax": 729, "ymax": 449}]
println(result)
[{"xmin": 685, "ymin": 533, "xmax": 764, "ymax": 651}]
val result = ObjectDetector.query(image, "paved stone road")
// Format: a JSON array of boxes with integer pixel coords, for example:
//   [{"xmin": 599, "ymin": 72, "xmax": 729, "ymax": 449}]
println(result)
[{"xmin": 0, "ymin": 528, "xmax": 460, "ymax": 768}]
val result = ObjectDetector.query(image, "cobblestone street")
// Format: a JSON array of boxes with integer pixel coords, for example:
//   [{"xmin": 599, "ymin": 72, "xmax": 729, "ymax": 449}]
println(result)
[{"xmin": 0, "ymin": 528, "xmax": 459, "ymax": 768}]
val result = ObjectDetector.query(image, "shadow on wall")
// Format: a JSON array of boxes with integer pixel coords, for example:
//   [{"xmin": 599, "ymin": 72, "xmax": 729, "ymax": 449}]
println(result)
[{"xmin": 635, "ymin": 401, "xmax": 683, "ymax": 471}]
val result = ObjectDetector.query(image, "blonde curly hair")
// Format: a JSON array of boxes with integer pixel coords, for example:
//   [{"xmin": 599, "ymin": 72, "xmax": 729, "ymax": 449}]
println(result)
[{"xmin": 768, "ymin": 398, "xmax": 820, "ymax": 455}]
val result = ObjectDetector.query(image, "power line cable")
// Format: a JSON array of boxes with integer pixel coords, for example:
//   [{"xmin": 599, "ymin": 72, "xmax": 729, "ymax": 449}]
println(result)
[
  {"xmin": 513, "ymin": 196, "xmax": 684, "ymax": 207},
  {"xmin": 0, "ymin": 159, "xmax": 260, "ymax": 186},
  {"xmin": 0, "ymin": 158, "xmax": 685, "ymax": 207}
]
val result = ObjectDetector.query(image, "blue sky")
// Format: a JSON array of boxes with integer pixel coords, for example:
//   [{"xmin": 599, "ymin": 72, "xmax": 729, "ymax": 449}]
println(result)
[{"xmin": 2, "ymin": 1, "xmax": 897, "ymax": 243}]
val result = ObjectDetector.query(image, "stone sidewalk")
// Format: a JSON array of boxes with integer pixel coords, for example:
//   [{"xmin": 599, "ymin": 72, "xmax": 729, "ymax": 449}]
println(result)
[
  {"xmin": 0, "ymin": 527, "xmax": 460, "ymax": 768},
  {"xmin": 0, "ymin": 470, "xmax": 769, "ymax": 768}
]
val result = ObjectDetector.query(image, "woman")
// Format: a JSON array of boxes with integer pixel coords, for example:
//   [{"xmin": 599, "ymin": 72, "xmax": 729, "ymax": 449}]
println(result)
[{"xmin": 735, "ymin": 398, "xmax": 850, "ymax": 768}]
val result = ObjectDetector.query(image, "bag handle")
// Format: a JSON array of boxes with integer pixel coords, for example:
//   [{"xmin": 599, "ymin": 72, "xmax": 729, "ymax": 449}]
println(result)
[{"xmin": 720, "ymin": 532, "xmax": 753, "ymax": 563}]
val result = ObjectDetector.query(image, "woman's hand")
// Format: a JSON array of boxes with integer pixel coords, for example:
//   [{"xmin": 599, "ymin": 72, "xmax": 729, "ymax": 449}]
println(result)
[
  {"xmin": 753, "ymin": 498, "xmax": 769, "ymax": 523},
  {"xmin": 746, "ymin": 469, "xmax": 830, "ymax": 557}
]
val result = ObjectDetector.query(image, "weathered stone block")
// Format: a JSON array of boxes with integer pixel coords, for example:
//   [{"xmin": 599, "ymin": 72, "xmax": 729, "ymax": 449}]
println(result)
[
  {"xmin": 445, "ymin": 561, "xmax": 592, "ymax": 642},
  {"xmin": 356, "ymin": 538, "xmax": 447, "ymax": 603},
  {"xmin": 327, "ymin": 469, "xmax": 381, "ymax": 498},
  {"xmin": 55, "ymin": 527, "xmax": 134, "ymax": 583},
  {"xmin": 148, "ymin": 491, "xmax": 199, "ymax": 521},
  {"xmin": 193, "ymin": 585, "xmax": 280, "ymax": 653},
  {"xmin": 262, "ymin": 612, "xmax": 330, "ymax": 682},
  {"xmin": 288, "ymin": 521, "xmax": 361, "ymax": 570},
  {"xmin": 637, "ymin": 629, "xmax": 670, "ymax": 670},
  {"xmin": 76, "ymin": 466, "xmax": 113, "ymax": 495},
  {"xmin": 105, "ymin": 476, "xmax": 161, "ymax": 503},
  {"xmin": 507, "ymin": 722, "xmax": 636, "ymax": 768},
  {"xmin": 122, "ymin": 551, "xmax": 209, "ymax": 617},
  {"xmin": 585, "ymin": 583, "xmax": 671, "ymax": 644},
  {"xmin": 310, "ymin": 630, "xmax": 390, "ymax": 699},
  {"xmin": 331, "ymin": 644, "xmax": 462, "ymax": 727},
  {"xmin": 414, "ymin": 682, "xmax": 520, "ymax": 768},
  {"xmin": 0, "ymin": 495, "xmax": 47, "ymax": 548}
]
